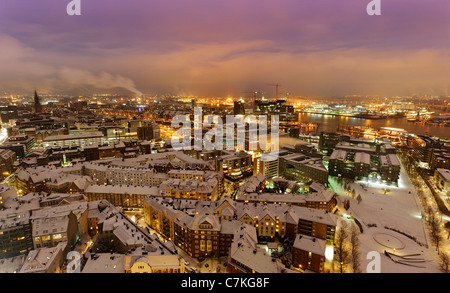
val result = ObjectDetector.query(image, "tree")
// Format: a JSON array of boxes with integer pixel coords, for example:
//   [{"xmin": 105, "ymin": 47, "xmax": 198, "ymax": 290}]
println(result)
[
  {"xmin": 427, "ymin": 206, "xmax": 443, "ymax": 253},
  {"xmin": 291, "ymin": 183, "xmax": 302, "ymax": 194},
  {"xmin": 274, "ymin": 180, "xmax": 289, "ymax": 194},
  {"xmin": 350, "ymin": 225, "xmax": 361, "ymax": 273},
  {"xmin": 334, "ymin": 219, "xmax": 351, "ymax": 273}
]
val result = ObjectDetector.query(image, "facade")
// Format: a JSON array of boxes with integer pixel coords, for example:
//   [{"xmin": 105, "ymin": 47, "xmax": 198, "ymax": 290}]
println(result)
[
  {"xmin": 84, "ymin": 184, "xmax": 159, "ymax": 209},
  {"xmin": 144, "ymin": 196, "xmax": 337, "ymax": 256},
  {"xmin": 319, "ymin": 132, "xmax": 341, "ymax": 156},
  {"xmin": 31, "ymin": 212, "xmax": 78, "ymax": 256},
  {"xmin": 236, "ymin": 188, "xmax": 336, "ymax": 211},
  {"xmin": 34, "ymin": 91, "xmax": 42, "ymax": 114},
  {"xmin": 254, "ymin": 156, "xmax": 279, "ymax": 180},
  {"xmin": 236, "ymin": 174, "xmax": 336, "ymax": 211},
  {"xmin": 144, "ymin": 197, "xmax": 260, "ymax": 259},
  {"xmin": 124, "ymin": 254, "xmax": 184, "ymax": 273},
  {"xmin": 15, "ymin": 166, "xmax": 88, "ymax": 194},
  {"xmin": 254, "ymin": 99, "xmax": 297, "ymax": 122},
  {"xmin": 214, "ymin": 150, "xmax": 253, "ymax": 180}
]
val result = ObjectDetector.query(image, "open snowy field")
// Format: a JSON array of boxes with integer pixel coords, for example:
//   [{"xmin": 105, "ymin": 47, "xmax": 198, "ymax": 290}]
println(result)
[{"xmin": 329, "ymin": 166, "xmax": 442, "ymax": 273}]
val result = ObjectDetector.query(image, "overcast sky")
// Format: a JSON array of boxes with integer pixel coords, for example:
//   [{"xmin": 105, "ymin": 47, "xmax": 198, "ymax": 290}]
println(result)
[{"xmin": 0, "ymin": 0, "xmax": 449, "ymax": 97}]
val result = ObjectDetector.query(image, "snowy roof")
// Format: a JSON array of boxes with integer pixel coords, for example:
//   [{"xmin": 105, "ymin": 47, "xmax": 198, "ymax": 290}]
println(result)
[
  {"xmin": 329, "ymin": 149, "xmax": 347, "ymax": 161},
  {"xmin": 437, "ymin": 168, "xmax": 450, "ymax": 181},
  {"xmin": 229, "ymin": 243, "xmax": 280, "ymax": 273},
  {"xmin": 355, "ymin": 152, "xmax": 371, "ymax": 165},
  {"xmin": 160, "ymin": 177, "xmax": 218, "ymax": 193},
  {"xmin": 85, "ymin": 184, "xmax": 159, "ymax": 196},
  {"xmin": 43, "ymin": 131, "xmax": 103, "ymax": 141},
  {"xmin": 19, "ymin": 242, "xmax": 66, "ymax": 273},
  {"xmin": 380, "ymin": 154, "xmax": 400, "ymax": 167},
  {"xmin": 91, "ymin": 200, "xmax": 176, "ymax": 255},
  {"xmin": 31, "ymin": 201, "xmax": 88, "ymax": 221},
  {"xmin": 388, "ymin": 154, "xmax": 400, "ymax": 166},
  {"xmin": 124, "ymin": 254, "xmax": 182, "ymax": 270},
  {"xmin": 0, "ymin": 255, "xmax": 26, "ymax": 273},
  {"xmin": 238, "ymin": 173, "xmax": 266, "ymax": 194},
  {"xmin": 32, "ymin": 213, "xmax": 72, "ymax": 237},
  {"xmin": 238, "ymin": 188, "xmax": 335, "ymax": 204},
  {"xmin": 0, "ymin": 210, "xmax": 31, "ymax": 230},
  {"xmin": 147, "ymin": 196, "xmax": 337, "ymax": 228}
]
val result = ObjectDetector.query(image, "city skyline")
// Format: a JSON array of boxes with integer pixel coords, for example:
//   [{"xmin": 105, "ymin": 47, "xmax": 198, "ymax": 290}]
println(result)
[{"xmin": 0, "ymin": 0, "xmax": 449, "ymax": 97}]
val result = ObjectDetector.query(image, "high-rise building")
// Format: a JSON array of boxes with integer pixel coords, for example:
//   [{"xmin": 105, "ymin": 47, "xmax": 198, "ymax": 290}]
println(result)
[
  {"xmin": 0, "ymin": 211, "xmax": 34, "ymax": 259},
  {"xmin": 137, "ymin": 122, "xmax": 160, "ymax": 141},
  {"xmin": 233, "ymin": 99, "xmax": 245, "ymax": 115},
  {"xmin": 0, "ymin": 149, "xmax": 16, "ymax": 177}
]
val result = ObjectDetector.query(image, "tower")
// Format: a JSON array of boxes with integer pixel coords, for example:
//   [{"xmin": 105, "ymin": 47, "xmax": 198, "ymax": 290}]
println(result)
[{"xmin": 34, "ymin": 91, "xmax": 42, "ymax": 113}]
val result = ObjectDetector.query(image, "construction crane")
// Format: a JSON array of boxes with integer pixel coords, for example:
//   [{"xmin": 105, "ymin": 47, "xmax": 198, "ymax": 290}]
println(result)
[{"xmin": 267, "ymin": 83, "xmax": 282, "ymax": 100}]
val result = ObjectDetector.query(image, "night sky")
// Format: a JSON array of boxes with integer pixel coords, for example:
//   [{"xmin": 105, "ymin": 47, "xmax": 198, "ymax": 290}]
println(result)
[{"xmin": 0, "ymin": 0, "xmax": 449, "ymax": 97}]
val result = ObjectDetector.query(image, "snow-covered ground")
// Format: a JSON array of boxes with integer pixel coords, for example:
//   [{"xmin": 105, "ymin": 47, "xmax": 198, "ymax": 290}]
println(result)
[{"xmin": 329, "ymin": 165, "xmax": 443, "ymax": 273}]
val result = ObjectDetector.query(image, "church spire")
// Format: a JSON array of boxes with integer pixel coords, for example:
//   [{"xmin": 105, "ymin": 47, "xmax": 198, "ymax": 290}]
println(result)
[{"xmin": 34, "ymin": 90, "xmax": 42, "ymax": 113}]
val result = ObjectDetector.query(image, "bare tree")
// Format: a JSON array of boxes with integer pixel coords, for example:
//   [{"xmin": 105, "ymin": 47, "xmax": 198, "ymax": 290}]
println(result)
[
  {"xmin": 334, "ymin": 219, "xmax": 351, "ymax": 273},
  {"xmin": 431, "ymin": 217, "xmax": 443, "ymax": 253},
  {"xmin": 291, "ymin": 183, "xmax": 302, "ymax": 194},
  {"xmin": 427, "ymin": 206, "xmax": 443, "ymax": 253},
  {"xmin": 343, "ymin": 199, "xmax": 350, "ymax": 211},
  {"xmin": 439, "ymin": 252, "xmax": 450, "ymax": 273},
  {"xmin": 350, "ymin": 225, "xmax": 361, "ymax": 273},
  {"xmin": 274, "ymin": 180, "xmax": 289, "ymax": 194}
]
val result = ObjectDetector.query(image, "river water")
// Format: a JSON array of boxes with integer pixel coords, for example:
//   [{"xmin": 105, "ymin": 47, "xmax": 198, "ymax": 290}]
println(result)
[{"xmin": 298, "ymin": 113, "xmax": 450, "ymax": 140}]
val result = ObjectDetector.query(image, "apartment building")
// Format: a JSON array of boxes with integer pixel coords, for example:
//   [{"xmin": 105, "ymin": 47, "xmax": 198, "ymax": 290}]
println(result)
[
  {"xmin": 292, "ymin": 234, "xmax": 326, "ymax": 273},
  {"xmin": 31, "ymin": 212, "xmax": 78, "ymax": 256},
  {"xmin": 0, "ymin": 210, "xmax": 34, "ymax": 259}
]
